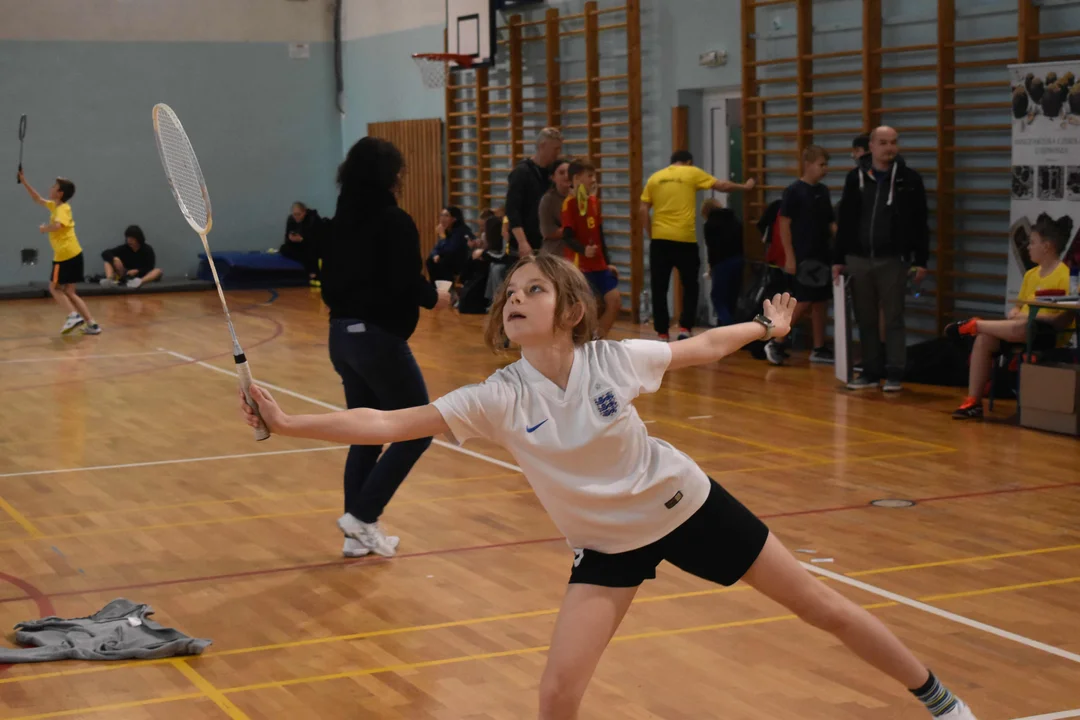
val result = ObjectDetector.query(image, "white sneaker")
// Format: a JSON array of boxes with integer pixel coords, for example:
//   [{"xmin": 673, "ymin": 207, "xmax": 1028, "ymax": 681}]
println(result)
[
  {"xmin": 938, "ymin": 700, "xmax": 978, "ymax": 720},
  {"xmin": 127, "ymin": 277, "xmax": 143, "ymax": 289},
  {"xmin": 99, "ymin": 278, "xmax": 119, "ymax": 288},
  {"xmin": 337, "ymin": 513, "xmax": 399, "ymax": 557},
  {"xmin": 61, "ymin": 313, "xmax": 84, "ymax": 334},
  {"xmin": 764, "ymin": 340, "xmax": 785, "ymax": 366}
]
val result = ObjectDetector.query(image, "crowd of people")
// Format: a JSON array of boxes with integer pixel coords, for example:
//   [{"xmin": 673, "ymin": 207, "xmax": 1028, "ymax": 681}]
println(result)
[{"xmin": 233, "ymin": 130, "xmax": 981, "ymax": 720}]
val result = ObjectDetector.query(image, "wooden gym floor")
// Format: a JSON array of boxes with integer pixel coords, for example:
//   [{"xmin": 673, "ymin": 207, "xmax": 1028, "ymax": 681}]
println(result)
[{"xmin": 0, "ymin": 288, "xmax": 1077, "ymax": 720}]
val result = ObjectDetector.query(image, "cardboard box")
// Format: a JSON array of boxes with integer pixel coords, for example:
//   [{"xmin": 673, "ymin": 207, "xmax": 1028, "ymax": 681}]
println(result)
[
  {"xmin": 1019, "ymin": 363, "xmax": 1080, "ymax": 414},
  {"xmin": 1020, "ymin": 407, "xmax": 1080, "ymax": 436}
]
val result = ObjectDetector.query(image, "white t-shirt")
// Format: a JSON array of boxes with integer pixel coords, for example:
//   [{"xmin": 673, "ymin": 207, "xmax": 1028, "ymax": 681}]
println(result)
[{"xmin": 433, "ymin": 339, "xmax": 711, "ymax": 554}]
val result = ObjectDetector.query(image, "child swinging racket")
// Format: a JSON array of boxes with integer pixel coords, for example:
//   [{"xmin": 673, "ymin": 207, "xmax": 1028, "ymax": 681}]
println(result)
[{"xmin": 152, "ymin": 103, "xmax": 270, "ymax": 441}]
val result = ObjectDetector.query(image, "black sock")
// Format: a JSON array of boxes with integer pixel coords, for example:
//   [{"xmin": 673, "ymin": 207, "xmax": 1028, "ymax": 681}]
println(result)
[{"xmin": 910, "ymin": 671, "xmax": 960, "ymax": 717}]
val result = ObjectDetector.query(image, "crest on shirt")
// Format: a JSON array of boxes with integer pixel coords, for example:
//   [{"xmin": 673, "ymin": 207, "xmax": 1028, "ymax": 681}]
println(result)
[{"xmin": 592, "ymin": 387, "xmax": 619, "ymax": 418}]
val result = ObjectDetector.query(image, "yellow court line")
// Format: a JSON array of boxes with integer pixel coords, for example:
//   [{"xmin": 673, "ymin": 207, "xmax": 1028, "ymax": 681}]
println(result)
[
  {"xmin": 852, "ymin": 544, "xmax": 1080, "ymax": 577},
  {"xmin": 171, "ymin": 659, "xmax": 251, "ymax": 720},
  {"xmin": 653, "ymin": 418, "xmax": 831, "ymax": 461},
  {"xmin": 704, "ymin": 448, "xmax": 956, "ymax": 476},
  {"xmin": 920, "ymin": 575, "xmax": 1080, "ymax": 602},
  {"xmin": 0, "ymin": 488, "xmax": 536, "ymax": 547},
  {"xmin": 0, "ymin": 496, "xmax": 42, "ymax": 538},
  {"xmin": 4, "ymin": 544, "xmax": 1079, "ymax": 691},
  {"xmin": 7, "ymin": 694, "xmax": 203, "ymax": 720},
  {"xmin": 661, "ymin": 386, "xmax": 955, "ymax": 451}
]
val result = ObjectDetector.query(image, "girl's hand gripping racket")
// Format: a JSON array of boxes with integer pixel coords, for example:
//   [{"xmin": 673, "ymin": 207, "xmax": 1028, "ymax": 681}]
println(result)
[{"xmin": 151, "ymin": 103, "xmax": 270, "ymax": 441}]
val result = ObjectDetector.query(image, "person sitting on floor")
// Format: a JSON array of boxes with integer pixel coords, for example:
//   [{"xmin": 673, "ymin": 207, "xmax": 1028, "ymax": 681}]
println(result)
[
  {"xmin": 279, "ymin": 202, "xmax": 323, "ymax": 287},
  {"xmin": 100, "ymin": 225, "xmax": 162, "ymax": 289},
  {"xmin": 426, "ymin": 206, "xmax": 473, "ymax": 285},
  {"xmin": 946, "ymin": 214, "xmax": 1076, "ymax": 420}
]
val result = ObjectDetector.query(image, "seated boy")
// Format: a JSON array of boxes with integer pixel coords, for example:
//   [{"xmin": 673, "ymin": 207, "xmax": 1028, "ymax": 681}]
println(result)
[
  {"xmin": 946, "ymin": 215, "xmax": 1075, "ymax": 419},
  {"xmin": 561, "ymin": 161, "xmax": 620, "ymax": 338},
  {"xmin": 101, "ymin": 225, "xmax": 162, "ymax": 289}
]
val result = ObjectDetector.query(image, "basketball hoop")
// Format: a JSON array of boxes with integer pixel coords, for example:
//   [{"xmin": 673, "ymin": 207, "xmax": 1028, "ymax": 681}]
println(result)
[{"xmin": 413, "ymin": 53, "xmax": 474, "ymax": 89}]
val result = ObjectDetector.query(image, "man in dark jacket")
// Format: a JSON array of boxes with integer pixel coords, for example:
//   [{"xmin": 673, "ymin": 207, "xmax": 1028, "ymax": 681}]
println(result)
[
  {"xmin": 833, "ymin": 126, "xmax": 928, "ymax": 392},
  {"xmin": 504, "ymin": 127, "xmax": 563, "ymax": 258},
  {"xmin": 280, "ymin": 201, "xmax": 323, "ymax": 286}
]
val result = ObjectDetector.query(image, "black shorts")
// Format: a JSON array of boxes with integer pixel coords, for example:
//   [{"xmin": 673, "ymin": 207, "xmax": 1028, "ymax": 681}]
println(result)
[
  {"xmin": 568, "ymin": 479, "xmax": 770, "ymax": 588},
  {"xmin": 52, "ymin": 253, "xmax": 84, "ymax": 286},
  {"xmin": 1005, "ymin": 320, "xmax": 1060, "ymax": 353}
]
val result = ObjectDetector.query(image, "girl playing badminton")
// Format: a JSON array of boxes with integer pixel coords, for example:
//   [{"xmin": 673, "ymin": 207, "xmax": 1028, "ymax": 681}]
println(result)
[
  {"xmin": 18, "ymin": 170, "xmax": 101, "ymax": 335},
  {"xmin": 239, "ymin": 254, "xmax": 978, "ymax": 720}
]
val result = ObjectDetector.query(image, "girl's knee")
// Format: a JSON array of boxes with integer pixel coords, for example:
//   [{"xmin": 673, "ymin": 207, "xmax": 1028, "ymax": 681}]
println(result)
[{"xmin": 790, "ymin": 585, "xmax": 852, "ymax": 634}]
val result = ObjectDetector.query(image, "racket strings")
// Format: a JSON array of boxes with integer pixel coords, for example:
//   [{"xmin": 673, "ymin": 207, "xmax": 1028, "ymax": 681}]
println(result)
[{"xmin": 153, "ymin": 107, "xmax": 211, "ymax": 233}]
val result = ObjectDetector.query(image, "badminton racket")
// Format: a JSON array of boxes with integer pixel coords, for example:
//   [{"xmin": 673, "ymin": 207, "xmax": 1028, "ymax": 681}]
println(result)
[
  {"xmin": 151, "ymin": 103, "xmax": 270, "ymax": 441},
  {"xmin": 16, "ymin": 115, "xmax": 26, "ymax": 184}
]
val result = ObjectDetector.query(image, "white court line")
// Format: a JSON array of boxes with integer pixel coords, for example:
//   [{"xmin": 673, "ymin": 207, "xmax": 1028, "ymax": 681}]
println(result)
[
  {"xmin": 0, "ymin": 446, "xmax": 350, "ymax": 480},
  {"xmin": 162, "ymin": 349, "xmax": 524, "ymax": 474},
  {"xmin": 687, "ymin": 415, "xmax": 713, "ymax": 420},
  {"xmin": 1013, "ymin": 710, "xmax": 1080, "ymax": 720},
  {"xmin": 0, "ymin": 351, "xmax": 167, "ymax": 365},
  {"xmin": 803, "ymin": 563, "xmax": 1080, "ymax": 665}
]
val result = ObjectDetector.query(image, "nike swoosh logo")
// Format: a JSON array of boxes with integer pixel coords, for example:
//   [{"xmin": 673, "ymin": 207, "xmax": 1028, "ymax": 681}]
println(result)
[{"xmin": 526, "ymin": 420, "xmax": 548, "ymax": 433}]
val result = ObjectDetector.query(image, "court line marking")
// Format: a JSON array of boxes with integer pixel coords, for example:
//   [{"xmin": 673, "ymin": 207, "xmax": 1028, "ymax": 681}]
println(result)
[
  {"xmin": 0, "ymin": 496, "xmax": 42, "ymax": 538},
  {"xmin": 161, "ymin": 349, "xmax": 524, "ymax": 474},
  {"xmin": 703, "ymin": 448, "xmax": 956, "ymax": 476},
  {"xmin": 0, "ymin": 351, "xmax": 168, "ymax": 365},
  {"xmin": 851, "ymin": 543, "xmax": 1080, "ymax": 577},
  {"xmin": 4, "ymin": 554, "xmax": 1079, "ymax": 689},
  {"xmin": 803, "ymin": 563, "xmax": 1080, "ymax": 665},
  {"xmin": 0, "ymin": 445, "xmax": 350, "ymax": 480},
  {"xmin": 7, "ymin": 694, "xmax": 203, "ymax": 720},
  {"xmin": 171, "ymin": 659, "xmax": 250, "ymax": 720},
  {"xmin": 1013, "ymin": 710, "xmax": 1080, "ymax": 720}
]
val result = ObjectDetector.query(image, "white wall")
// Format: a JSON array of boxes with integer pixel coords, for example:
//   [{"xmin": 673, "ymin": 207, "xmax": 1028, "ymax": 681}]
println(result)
[
  {"xmin": 343, "ymin": 0, "xmax": 445, "ymax": 41},
  {"xmin": 0, "ymin": 0, "xmax": 334, "ymax": 42}
]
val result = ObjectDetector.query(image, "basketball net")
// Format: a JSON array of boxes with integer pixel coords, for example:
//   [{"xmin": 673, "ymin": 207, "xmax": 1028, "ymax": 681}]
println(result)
[{"xmin": 413, "ymin": 53, "xmax": 474, "ymax": 89}]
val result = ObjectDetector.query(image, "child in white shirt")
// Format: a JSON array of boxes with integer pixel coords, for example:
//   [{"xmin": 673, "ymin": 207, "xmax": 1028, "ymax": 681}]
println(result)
[{"xmin": 239, "ymin": 254, "xmax": 978, "ymax": 720}]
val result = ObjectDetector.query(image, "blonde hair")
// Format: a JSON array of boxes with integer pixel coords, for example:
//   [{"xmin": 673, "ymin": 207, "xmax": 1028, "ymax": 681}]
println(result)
[
  {"xmin": 536, "ymin": 127, "xmax": 564, "ymax": 148},
  {"xmin": 484, "ymin": 255, "xmax": 598, "ymax": 352},
  {"xmin": 802, "ymin": 144, "xmax": 829, "ymax": 163}
]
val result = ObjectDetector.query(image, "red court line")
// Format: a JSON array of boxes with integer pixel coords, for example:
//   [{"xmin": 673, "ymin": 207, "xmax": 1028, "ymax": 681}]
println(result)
[
  {"xmin": 0, "ymin": 572, "xmax": 55, "ymax": 674},
  {"xmin": 1, "ymin": 478, "xmax": 1076, "ymax": 608}
]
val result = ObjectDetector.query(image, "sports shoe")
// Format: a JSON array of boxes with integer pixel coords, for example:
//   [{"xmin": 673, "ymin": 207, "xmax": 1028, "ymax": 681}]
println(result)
[
  {"xmin": 847, "ymin": 374, "xmax": 878, "ymax": 390},
  {"xmin": 944, "ymin": 318, "xmax": 978, "ymax": 343},
  {"xmin": 99, "ymin": 278, "xmax": 119, "ymax": 288},
  {"xmin": 677, "ymin": 327, "xmax": 691, "ymax": 341},
  {"xmin": 809, "ymin": 347, "xmax": 835, "ymax": 364},
  {"xmin": 952, "ymin": 402, "xmax": 983, "ymax": 420},
  {"xmin": 81, "ymin": 323, "xmax": 102, "ymax": 335},
  {"xmin": 882, "ymin": 378, "xmax": 903, "ymax": 392},
  {"xmin": 61, "ymin": 313, "xmax": 84, "ymax": 334},
  {"xmin": 938, "ymin": 700, "xmax": 979, "ymax": 720},
  {"xmin": 337, "ymin": 513, "xmax": 399, "ymax": 557},
  {"xmin": 657, "ymin": 333, "xmax": 670, "ymax": 342},
  {"xmin": 127, "ymin": 277, "xmax": 143, "ymax": 289},
  {"xmin": 764, "ymin": 340, "xmax": 786, "ymax": 366}
]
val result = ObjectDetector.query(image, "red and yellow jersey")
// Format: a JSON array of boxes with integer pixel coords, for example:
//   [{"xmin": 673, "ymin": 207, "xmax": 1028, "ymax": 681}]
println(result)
[{"xmin": 560, "ymin": 193, "xmax": 607, "ymax": 273}]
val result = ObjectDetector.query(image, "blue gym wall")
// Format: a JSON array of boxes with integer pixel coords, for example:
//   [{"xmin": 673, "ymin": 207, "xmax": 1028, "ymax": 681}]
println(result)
[{"xmin": 1, "ymin": 2, "xmax": 340, "ymax": 289}]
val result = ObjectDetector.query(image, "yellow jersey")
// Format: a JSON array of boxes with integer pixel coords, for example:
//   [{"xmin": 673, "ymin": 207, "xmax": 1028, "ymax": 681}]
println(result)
[
  {"xmin": 1019, "ymin": 262, "xmax": 1074, "ymax": 343},
  {"xmin": 44, "ymin": 200, "xmax": 82, "ymax": 262},
  {"xmin": 640, "ymin": 165, "xmax": 719, "ymax": 243}
]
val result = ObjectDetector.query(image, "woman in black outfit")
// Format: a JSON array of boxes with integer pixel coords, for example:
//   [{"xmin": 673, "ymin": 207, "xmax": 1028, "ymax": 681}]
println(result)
[
  {"xmin": 702, "ymin": 198, "xmax": 744, "ymax": 326},
  {"xmin": 426, "ymin": 206, "xmax": 473, "ymax": 284},
  {"xmin": 320, "ymin": 137, "xmax": 451, "ymax": 558}
]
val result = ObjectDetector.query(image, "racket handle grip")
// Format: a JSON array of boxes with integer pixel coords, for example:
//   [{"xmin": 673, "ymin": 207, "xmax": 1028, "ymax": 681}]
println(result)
[
  {"xmin": 17, "ymin": 163, "xmax": 21, "ymax": 185},
  {"xmin": 235, "ymin": 358, "xmax": 271, "ymax": 441}
]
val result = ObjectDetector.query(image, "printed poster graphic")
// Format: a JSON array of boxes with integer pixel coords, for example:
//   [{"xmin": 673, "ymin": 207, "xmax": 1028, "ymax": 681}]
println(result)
[{"xmin": 1008, "ymin": 61, "xmax": 1080, "ymax": 307}]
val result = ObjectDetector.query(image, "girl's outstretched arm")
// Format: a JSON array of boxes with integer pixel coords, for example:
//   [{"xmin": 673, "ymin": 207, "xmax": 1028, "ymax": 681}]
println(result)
[
  {"xmin": 239, "ymin": 385, "xmax": 449, "ymax": 445},
  {"xmin": 667, "ymin": 293, "xmax": 797, "ymax": 371}
]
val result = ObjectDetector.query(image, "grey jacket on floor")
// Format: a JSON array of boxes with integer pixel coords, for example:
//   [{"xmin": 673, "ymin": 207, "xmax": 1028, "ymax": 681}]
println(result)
[{"xmin": 0, "ymin": 598, "xmax": 211, "ymax": 663}]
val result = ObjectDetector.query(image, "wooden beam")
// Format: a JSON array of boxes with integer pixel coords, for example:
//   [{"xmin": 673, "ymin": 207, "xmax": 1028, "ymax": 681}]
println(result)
[
  {"xmin": 741, "ymin": 0, "xmax": 763, "ymax": 260},
  {"xmin": 1018, "ymin": 0, "xmax": 1040, "ymax": 63},
  {"xmin": 627, "ymin": 0, "xmax": 644, "ymax": 323},
  {"xmin": 585, "ymin": 1, "xmax": 600, "ymax": 162},
  {"xmin": 476, "ymin": 66, "xmax": 490, "ymax": 215},
  {"xmin": 545, "ymin": 8, "xmax": 561, "ymax": 129},
  {"xmin": 509, "ymin": 15, "xmax": 524, "ymax": 164},
  {"xmin": 935, "ymin": 0, "xmax": 956, "ymax": 334},
  {"xmin": 796, "ymin": 0, "xmax": 812, "ymax": 157},
  {"xmin": 861, "ymin": 0, "xmax": 882, "ymax": 134}
]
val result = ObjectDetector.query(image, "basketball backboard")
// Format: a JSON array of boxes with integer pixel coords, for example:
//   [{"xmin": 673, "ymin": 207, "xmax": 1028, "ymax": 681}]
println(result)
[{"xmin": 446, "ymin": 0, "xmax": 496, "ymax": 68}]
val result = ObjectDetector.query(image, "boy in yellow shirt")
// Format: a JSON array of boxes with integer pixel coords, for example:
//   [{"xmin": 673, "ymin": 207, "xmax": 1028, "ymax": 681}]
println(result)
[
  {"xmin": 18, "ymin": 170, "xmax": 101, "ymax": 335},
  {"xmin": 945, "ymin": 215, "xmax": 1074, "ymax": 419}
]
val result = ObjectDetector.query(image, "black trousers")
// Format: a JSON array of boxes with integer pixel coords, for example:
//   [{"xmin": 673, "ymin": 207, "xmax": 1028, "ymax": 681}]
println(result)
[
  {"xmin": 280, "ymin": 240, "xmax": 319, "ymax": 277},
  {"xmin": 328, "ymin": 319, "xmax": 433, "ymax": 523},
  {"xmin": 650, "ymin": 239, "xmax": 701, "ymax": 334}
]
